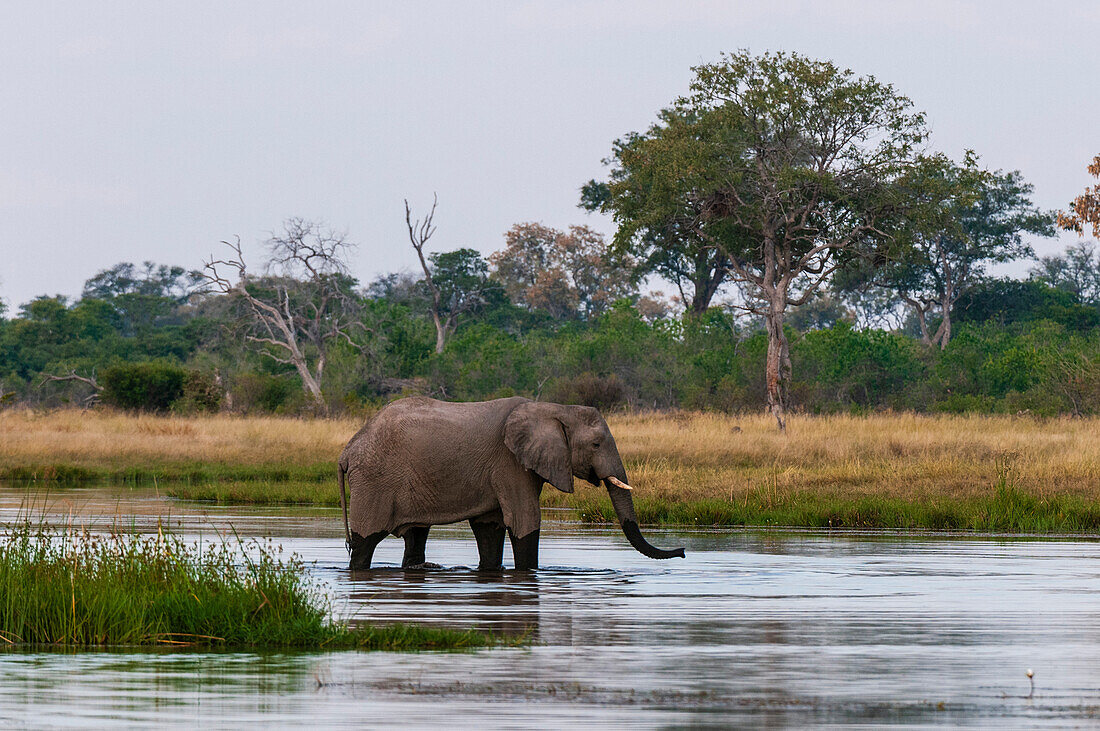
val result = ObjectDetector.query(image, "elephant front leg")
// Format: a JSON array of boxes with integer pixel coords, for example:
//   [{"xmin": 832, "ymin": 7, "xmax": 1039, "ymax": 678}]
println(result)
[
  {"xmin": 508, "ymin": 529, "xmax": 539, "ymax": 571},
  {"xmin": 470, "ymin": 519, "xmax": 505, "ymax": 571}
]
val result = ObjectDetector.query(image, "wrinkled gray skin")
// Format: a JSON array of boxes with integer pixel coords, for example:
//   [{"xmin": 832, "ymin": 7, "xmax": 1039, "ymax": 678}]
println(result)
[{"xmin": 338, "ymin": 396, "xmax": 685, "ymax": 570}]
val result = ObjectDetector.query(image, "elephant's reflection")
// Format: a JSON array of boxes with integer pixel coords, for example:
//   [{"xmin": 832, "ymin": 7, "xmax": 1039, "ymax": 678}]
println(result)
[{"xmin": 344, "ymin": 568, "xmax": 540, "ymax": 638}]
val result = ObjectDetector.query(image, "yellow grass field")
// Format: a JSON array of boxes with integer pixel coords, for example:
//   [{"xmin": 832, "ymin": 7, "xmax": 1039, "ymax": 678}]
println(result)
[{"xmin": 1, "ymin": 409, "xmax": 1098, "ymax": 502}]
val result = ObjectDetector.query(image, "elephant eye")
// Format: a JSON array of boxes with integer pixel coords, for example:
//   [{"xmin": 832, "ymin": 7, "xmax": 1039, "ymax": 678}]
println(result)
[{"xmin": 592, "ymin": 441, "xmax": 601, "ymax": 449}]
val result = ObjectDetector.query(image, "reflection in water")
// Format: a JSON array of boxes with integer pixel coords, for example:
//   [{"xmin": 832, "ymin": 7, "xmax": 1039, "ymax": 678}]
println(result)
[
  {"xmin": 1, "ymin": 487, "xmax": 1100, "ymax": 727},
  {"xmin": 345, "ymin": 569, "xmax": 542, "ymax": 637}
]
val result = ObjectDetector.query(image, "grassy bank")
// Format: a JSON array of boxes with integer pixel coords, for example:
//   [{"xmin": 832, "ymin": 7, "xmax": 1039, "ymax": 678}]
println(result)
[
  {"xmin": 0, "ymin": 522, "xmax": 494, "ymax": 650},
  {"xmin": 3, "ymin": 409, "xmax": 1100, "ymax": 532},
  {"xmin": 568, "ymin": 484, "xmax": 1100, "ymax": 533},
  {"xmin": 0, "ymin": 411, "xmax": 349, "ymax": 484}
]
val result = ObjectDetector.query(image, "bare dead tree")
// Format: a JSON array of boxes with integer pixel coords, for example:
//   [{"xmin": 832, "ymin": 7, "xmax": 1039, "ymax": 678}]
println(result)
[
  {"xmin": 39, "ymin": 369, "xmax": 101, "ymax": 407},
  {"xmin": 405, "ymin": 195, "xmax": 450, "ymax": 354},
  {"xmin": 200, "ymin": 220, "xmax": 364, "ymax": 411}
]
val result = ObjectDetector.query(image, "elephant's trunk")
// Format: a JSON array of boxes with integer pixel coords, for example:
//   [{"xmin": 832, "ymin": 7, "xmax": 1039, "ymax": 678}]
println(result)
[{"xmin": 604, "ymin": 478, "xmax": 685, "ymax": 560}]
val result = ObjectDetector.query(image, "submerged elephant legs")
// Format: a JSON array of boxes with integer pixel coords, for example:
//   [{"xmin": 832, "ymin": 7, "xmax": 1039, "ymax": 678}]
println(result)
[
  {"xmin": 348, "ymin": 522, "xmax": 540, "ymax": 571},
  {"xmin": 348, "ymin": 527, "xmax": 434, "ymax": 570}
]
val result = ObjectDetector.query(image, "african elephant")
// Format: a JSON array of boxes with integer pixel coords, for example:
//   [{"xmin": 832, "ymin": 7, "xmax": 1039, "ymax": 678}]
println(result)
[{"xmin": 337, "ymin": 396, "xmax": 685, "ymax": 570}]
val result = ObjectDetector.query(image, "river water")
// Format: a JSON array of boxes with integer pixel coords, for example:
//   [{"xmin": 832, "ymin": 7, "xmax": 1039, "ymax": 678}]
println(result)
[{"xmin": 1, "ymin": 487, "xmax": 1099, "ymax": 728}]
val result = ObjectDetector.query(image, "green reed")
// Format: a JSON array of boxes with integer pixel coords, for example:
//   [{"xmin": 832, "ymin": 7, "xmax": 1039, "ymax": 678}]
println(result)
[{"xmin": 0, "ymin": 522, "xmax": 493, "ymax": 650}]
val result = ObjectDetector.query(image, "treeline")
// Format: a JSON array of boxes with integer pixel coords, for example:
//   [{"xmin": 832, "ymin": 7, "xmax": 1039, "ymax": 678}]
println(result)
[
  {"xmin": 1, "ymin": 238, "xmax": 1098, "ymax": 417},
  {"xmin": 2, "ymin": 51, "xmax": 1099, "ymax": 419}
]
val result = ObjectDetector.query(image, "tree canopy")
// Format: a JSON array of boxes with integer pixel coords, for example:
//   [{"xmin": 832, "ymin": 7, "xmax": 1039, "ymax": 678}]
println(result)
[
  {"xmin": 590, "ymin": 49, "xmax": 928, "ymax": 428},
  {"xmin": 842, "ymin": 152, "xmax": 1053, "ymax": 348}
]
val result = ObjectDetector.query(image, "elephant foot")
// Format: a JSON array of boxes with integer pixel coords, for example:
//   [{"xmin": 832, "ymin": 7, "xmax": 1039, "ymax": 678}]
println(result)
[
  {"xmin": 403, "ymin": 561, "xmax": 442, "ymax": 570},
  {"xmin": 476, "ymin": 562, "xmax": 504, "ymax": 572}
]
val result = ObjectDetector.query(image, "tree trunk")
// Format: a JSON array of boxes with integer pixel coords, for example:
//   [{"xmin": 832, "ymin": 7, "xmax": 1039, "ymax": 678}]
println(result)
[
  {"xmin": 938, "ymin": 296, "xmax": 952, "ymax": 350},
  {"xmin": 432, "ymin": 312, "xmax": 446, "ymax": 354},
  {"xmin": 904, "ymin": 297, "xmax": 932, "ymax": 347},
  {"xmin": 291, "ymin": 358, "xmax": 326, "ymax": 412},
  {"xmin": 764, "ymin": 301, "xmax": 790, "ymax": 432}
]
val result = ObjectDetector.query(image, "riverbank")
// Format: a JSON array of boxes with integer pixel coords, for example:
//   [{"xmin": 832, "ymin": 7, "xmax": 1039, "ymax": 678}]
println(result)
[{"xmin": 2, "ymin": 409, "xmax": 1099, "ymax": 533}]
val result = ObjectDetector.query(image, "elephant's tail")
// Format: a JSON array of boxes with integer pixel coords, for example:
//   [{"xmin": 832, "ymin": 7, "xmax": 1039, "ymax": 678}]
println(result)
[{"xmin": 338, "ymin": 461, "xmax": 351, "ymax": 553}]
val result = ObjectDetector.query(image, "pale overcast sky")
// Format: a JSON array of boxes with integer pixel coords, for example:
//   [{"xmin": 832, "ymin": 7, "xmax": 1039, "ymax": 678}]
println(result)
[{"xmin": 1, "ymin": 1, "xmax": 1097, "ymax": 309}]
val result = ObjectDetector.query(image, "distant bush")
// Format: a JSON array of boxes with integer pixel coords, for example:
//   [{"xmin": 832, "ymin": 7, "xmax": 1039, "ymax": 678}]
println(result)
[
  {"xmin": 792, "ymin": 322, "xmax": 929, "ymax": 412},
  {"xmin": 171, "ymin": 370, "xmax": 222, "ymax": 414},
  {"xmin": 547, "ymin": 372, "xmax": 627, "ymax": 410},
  {"xmin": 232, "ymin": 373, "xmax": 296, "ymax": 413},
  {"xmin": 99, "ymin": 361, "xmax": 186, "ymax": 412}
]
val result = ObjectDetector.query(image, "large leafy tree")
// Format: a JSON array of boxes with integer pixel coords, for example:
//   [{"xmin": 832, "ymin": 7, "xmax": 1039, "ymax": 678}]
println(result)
[
  {"xmin": 594, "ymin": 50, "xmax": 927, "ymax": 429},
  {"xmin": 845, "ymin": 153, "xmax": 1053, "ymax": 348},
  {"xmin": 81, "ymin": 261, "xmax": 202, "ymax": 336},
  {"xmin": 490, "ymin": 222, "xmax": 636, "ymax": 321},
  {"xmin": 581, "ymin": 107, "xmax": 738, "ymax": 316}
]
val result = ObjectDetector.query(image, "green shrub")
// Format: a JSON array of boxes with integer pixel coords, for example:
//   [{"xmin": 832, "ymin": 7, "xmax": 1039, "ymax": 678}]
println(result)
[
  {"xmin": 233, "ymin": 373, "xmax": 296, "ymax": 413},
  {"xmin": 171, "ymin": 370, "xmax": 223, "ymax": 414},
  {"xmin": 100, "ymin": 361, "xmax": 186, "ymax": 412},
  {"xmin": 546, "ymin": 372, "xmax": 627, "ymax": 410}
]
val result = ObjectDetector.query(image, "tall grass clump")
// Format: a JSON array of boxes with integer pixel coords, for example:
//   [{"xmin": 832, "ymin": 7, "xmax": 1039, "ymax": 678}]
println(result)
[{"xmin": 0, "ymin": 522, "xmax": 491, "ymax": 650}]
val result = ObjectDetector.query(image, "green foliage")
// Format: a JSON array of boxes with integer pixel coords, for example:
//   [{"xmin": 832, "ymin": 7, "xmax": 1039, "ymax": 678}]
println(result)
[
  {"xmin": 0, "ymin": 522, "xmax": 494, "ymax": 650},
  {"xmin": 100, "ymin": 361, "xmax": 187, "ymax": 412},
  {"xmin": 431, "ymin": 323, "xmax": 536, "ymax": 400},
  {"xmin": 172, "ymin": 370, "xmax": 223, "ymax": 414},
  {"xmin": 839, "ymin": 153, "xmax": 1054, "ymax": 348},
  {"xmin": 427, "ymin": 248, "xmax": 507, "ymax": 320},
  {"xmin": 792, "ymin": 322, "xmax": 929, "ymax": 412},
  {"xmin": 232, "ymin": 373, "xmax": 297, "ymax": 413},
  {"xmin": 1031, "ymin": 240, "xmax": 1100, "ymax": 305},
  {"xmin": 955, "ymin": 278, "xmax": 1100, "ymax": 330}
]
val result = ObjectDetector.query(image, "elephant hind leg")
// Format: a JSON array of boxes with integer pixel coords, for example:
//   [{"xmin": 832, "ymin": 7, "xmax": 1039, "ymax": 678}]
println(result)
[
  {"xmin": 401, "ymin": 526, "xmax": 431, "ymax": 568},
  {"xmin": 509, "ymin": 529, "xmax": 540, "ymax": 571},
  {"xmin": 349, "ymin": 530, "xmax": 388, "ymax": 570},
  {"xmin": 470, "ymin": 520, "xmax": 505, "ymax": 571}
]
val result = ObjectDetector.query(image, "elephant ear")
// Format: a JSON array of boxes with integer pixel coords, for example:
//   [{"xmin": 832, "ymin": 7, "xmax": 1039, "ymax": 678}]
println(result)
[{"xmin": 504, "ymin": 403, "xmax": 574, "ymax": 493}]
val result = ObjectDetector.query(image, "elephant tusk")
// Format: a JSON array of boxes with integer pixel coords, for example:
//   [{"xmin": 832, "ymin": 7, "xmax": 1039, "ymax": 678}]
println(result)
[{"xmin": 606, "ymin": 476, "xmax": 633, "ymax": 491}]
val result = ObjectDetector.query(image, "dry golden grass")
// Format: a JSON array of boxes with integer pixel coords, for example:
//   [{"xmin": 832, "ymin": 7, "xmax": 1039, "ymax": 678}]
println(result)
[
  {"xmin": 0, "ymin": 409, "xmax": 362, "ymax": 477},
  {"xmin": 1, "ymin": 409, "xmax": 1098, "ymax": 503},
  {"xmin": 604, "ymin": 411, "xmax": 1100, "ymax": 502}
]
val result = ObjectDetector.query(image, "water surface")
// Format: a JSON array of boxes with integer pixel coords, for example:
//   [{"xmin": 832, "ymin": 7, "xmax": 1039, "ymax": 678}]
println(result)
[{"xmin": 1, "ymin": 487, "xmax": 1099, "ymax": 728}]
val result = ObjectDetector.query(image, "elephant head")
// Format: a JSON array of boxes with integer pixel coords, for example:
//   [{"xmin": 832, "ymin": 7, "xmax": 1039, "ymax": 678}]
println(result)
[{"xmin": 504, "ymin": 402, "xmax": 685, "ymax": 560}]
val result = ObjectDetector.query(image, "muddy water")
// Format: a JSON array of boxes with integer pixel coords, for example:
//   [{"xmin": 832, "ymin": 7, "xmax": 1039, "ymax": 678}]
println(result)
[{"xmin": 2, "ymin": 487, "xmax": 1100, "ymax": 728}]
